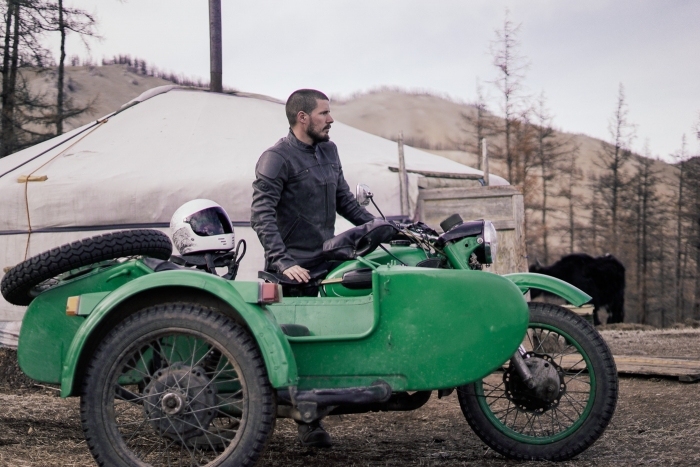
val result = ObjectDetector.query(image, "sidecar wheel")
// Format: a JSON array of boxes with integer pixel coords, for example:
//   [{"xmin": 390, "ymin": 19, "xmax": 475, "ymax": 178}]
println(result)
[
  {"xmin": 80, "ymin": 303, "xmax": 276, "ymax": 467},
  {"xmin": 1, "ymin": 229, "xmax": 172, "ymax": 306},
  {"xmin": 457, "ymin": 302, "xmax": 618, "ymax": 461}
]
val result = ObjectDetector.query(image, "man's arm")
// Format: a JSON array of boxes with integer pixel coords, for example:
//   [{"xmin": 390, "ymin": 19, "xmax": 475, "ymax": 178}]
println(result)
[
  {"xmin": 335, "ymin": 163, "xmax": 375, "ymax": 226},
  {"xmin": 251, "ymin": 151, "xmax": 298, "ymax": 273}
]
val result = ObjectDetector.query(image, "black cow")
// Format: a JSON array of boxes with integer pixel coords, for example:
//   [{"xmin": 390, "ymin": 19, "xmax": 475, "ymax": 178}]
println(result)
[{"xmin": 529, "ymin": 253, "xmax": 626, "ymax": 325}]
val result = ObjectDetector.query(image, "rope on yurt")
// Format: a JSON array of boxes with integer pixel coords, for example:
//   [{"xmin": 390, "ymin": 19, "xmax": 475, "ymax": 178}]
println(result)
[{"xmin": 22, "ymin": 120, "xmax": 109, "ymax": 260}]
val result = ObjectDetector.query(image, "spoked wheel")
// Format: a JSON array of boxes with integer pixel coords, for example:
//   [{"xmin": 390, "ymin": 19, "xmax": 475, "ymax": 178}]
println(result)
[
  {"xmin": 457, "ymin": 302, "xmax": 618, "ymax": 461},
  {"xmin": 80, "ymin": 303, "xmax": 276, "ymax": 467}
]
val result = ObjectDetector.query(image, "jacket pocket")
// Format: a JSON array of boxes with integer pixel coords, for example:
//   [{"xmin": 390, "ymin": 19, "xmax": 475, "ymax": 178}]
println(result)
[{"xmin": 288, "ymin": 168, "xmax": 310, "ymax": 181}]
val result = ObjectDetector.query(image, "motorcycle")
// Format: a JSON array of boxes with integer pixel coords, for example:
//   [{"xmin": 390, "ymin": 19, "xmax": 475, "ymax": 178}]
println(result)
[{"xmin": 0, "ymin": 184, "xmax": 617, "ymax": 466}]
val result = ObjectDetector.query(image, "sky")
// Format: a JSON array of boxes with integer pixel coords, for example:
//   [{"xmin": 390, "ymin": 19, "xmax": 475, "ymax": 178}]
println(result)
[{"xmin": 61, "ymin": 0, "xmax": 700, "ymax": 161}]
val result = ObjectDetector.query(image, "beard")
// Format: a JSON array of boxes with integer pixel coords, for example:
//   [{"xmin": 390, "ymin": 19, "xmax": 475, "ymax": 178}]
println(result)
[{"xmin": 306, "ymin": 122, "xmax": 331, "ymax": 144}]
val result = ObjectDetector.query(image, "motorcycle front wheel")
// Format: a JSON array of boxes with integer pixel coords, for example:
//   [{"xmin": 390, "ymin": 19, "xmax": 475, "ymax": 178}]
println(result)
[{"xmin": 457, "ymin": 302, "xmax": 618, "ymax": 461}]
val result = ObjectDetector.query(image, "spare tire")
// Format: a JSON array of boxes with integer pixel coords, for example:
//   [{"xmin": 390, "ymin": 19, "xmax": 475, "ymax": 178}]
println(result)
[{"xmin": 1, "ymin": 229, "xmax": 172, "ymax": 306}]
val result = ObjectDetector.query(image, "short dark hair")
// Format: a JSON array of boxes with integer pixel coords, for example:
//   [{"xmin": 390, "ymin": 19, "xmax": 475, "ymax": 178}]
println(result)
[{"xmin": 286, "ymin": 89, "xmax": 329, "ymax": 126}]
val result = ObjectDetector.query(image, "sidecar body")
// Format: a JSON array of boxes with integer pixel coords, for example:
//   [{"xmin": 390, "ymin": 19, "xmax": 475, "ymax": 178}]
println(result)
[{"xmin": 18, "ymin": 257, "xmax": 533, "ymax": 397}]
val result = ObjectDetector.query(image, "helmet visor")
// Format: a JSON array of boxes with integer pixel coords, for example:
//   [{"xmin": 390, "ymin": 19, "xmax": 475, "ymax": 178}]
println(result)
[{"xmin": 184, "ymin": 207, "xmax": 233, "ymax": 236}]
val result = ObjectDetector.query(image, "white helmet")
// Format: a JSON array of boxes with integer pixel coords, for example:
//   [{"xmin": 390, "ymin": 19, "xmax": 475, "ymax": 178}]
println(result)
[{"xmin": 170, "ymin": 199, "xmax": 235, "ymax": 255}]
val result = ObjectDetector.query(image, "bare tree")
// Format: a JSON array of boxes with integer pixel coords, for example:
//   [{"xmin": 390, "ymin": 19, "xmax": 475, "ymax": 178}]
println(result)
[
  {"xmin": 581, "ymin": 177, "xmax": 604, "ymax": 257},
  {"xmin": 633, "ymin": 144, "xmax": 663, "ymax": 324},
  {"xmin": 532, "ymin": 92, "xmax": 573, "ymax": 263},
  {"xmin": 672, "ymin": 135, "xmax": 690, "ymax": 321},
  {"xmin": 594, "ymin": 83, "xmax": 636, "ymax": 256},
  {"xmin": 557, "ymin": 145, "xmax": 583, "ymax": 255},
  {"xmin": 46, "ymin": 0, "xmax": 97, "ymax": 135},
  {"xmin": 692, "ymin": 119, "xmax": 700, "ymax": 320},
  {"xmin": 684, "ymin": 155, "xmax": 700, "ymax": 320},
  {"xmin": 1, "ymin": 0, "xmax": 54, "ymax": 158},
  {"xmin": 489, "ymin": 8, "xmax": 529, "ymax": 184},
  {"xmin": 510, "ymin": 110, "xmax": 540, "ymax": 256},
  {"xmin": 459, "ymin": 79, "xmax": 498, "ymax": 170}
]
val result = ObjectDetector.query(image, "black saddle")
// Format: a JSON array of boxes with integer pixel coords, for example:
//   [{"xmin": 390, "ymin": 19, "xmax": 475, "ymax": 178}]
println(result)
[{"xmin": 258, "ymin": 269, "xmax": 328, "ymax": 287}]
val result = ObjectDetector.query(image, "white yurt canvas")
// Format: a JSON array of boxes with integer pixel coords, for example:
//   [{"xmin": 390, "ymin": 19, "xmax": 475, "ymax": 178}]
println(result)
[{"xmin": 0, "ymin": 86, "xmax": 507, "ymax": 339}]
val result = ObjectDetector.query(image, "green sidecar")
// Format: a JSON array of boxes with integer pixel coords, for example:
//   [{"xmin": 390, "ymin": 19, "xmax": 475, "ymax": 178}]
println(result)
[{"xmin": 1, "ymin": 218, "xmax": 618, "ymax": 466}]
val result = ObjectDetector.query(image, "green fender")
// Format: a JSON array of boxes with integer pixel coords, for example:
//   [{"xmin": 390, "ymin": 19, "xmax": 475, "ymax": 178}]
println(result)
[
  {"xmin": 503, "ymin": 272, "xmax": 592, "ymax": 307},
  {"xmin": 60, "ymin": 270, "xmax": 298, "ymax": 397}
]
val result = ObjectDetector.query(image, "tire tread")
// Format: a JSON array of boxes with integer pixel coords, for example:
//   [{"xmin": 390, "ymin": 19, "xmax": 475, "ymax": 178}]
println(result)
[
  {"xmin": 79, "ymin": 303, "xmax": 276, "ymax": 467},
  {"xmin": 1, "ymin": 229, "xmax": 171, "ymax": 306},
  {"xmin": 458, "ymin": 302, "xmax": 618, "ymax": 461}
]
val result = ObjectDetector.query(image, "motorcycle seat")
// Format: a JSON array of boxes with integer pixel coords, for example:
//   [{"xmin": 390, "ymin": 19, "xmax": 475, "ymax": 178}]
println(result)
[
  {"xmin": 141, "ymin": 257, "xmax": 186, "ymax": 272},
  {"xmin": 258, "ymin": 270, "xmax": 327, "ymax": 286}
]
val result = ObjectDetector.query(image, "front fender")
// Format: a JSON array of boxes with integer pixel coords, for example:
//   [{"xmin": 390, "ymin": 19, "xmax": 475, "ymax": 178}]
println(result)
[
  {"xmin": 503, "ymin": 272, "xmax": 592, "ymax": 307},
  {"xmin": 60, "ymin": 270, "xmax": 298, "ymax": 397}
]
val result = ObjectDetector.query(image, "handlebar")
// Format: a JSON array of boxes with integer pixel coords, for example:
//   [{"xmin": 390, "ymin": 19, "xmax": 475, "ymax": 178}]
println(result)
[{"xmin": 394, "ymin": 221, "xmax": 439, "ymax": 242}]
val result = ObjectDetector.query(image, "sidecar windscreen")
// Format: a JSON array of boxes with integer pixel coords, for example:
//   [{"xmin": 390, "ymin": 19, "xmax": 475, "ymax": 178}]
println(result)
[{"xmin": 323, "ymin": 219, "xmax": 398, "ymax": 261}]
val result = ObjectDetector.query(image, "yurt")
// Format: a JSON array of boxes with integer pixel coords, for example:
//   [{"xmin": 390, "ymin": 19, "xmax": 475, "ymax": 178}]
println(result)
[{"xmin": 0, "ymin": 86, "xmax": 506, "ymax": 343}]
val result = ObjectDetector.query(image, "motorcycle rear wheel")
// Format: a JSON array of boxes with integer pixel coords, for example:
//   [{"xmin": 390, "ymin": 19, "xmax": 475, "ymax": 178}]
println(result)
[{"xmin": 457, "ymin": 302, "xmax": 618, "ymax": 461}]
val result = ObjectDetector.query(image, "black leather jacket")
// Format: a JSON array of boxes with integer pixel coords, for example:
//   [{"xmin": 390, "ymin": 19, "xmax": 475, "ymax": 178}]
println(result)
[{"xmin": 251, "ymin": 130, "xmax": 374, "ymax": 272}]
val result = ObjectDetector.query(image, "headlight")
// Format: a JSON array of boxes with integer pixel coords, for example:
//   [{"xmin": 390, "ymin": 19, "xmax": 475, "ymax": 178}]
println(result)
[{"xmin": 482, "ymin": 221, "xmax": 498, "ymax": 264}]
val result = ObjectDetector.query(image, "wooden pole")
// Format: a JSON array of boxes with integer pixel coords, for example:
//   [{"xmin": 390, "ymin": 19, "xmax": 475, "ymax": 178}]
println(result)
[
  {"xmin": 397, "ymin": 131, "xmax": 409, "ymax": 216},
  {"xmin": 481, "ymin": 138, "xmax": 490, "ymax": 186},
  {"xmin": 209, "ymin": 0, "xmax": 223, "ymax": 93}
]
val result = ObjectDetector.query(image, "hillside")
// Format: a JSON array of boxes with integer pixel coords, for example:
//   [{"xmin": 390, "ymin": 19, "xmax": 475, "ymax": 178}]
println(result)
[
  {"xmin": 332, "ymin": 90, "xmax": 680, "ymax": 260},
  {"xmin": 23, "ymin": 64, "xmax": 178, "ymax": 127},
  {"xmin": 21, "ymin": 66, "xmax": 680, "ymax": 262},
  {"xmin": 331, "ymin": 88, "xmax": 677, "ymax": 189}
]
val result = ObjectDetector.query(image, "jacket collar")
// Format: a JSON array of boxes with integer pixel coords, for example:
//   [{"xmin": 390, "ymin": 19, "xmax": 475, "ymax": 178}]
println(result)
[{"xmin": 286, "ymin": 129, "xmax": 316, "ymax": 153}]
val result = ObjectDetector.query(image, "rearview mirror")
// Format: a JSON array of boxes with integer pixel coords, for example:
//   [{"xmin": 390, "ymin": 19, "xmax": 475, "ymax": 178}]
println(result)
[{"xmin": 356, "ymin": 184, "xmax": 372, "ymax": 206}]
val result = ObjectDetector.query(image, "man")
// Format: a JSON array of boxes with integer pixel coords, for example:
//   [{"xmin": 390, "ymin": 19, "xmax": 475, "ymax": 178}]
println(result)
[{"xmin": 251, "ymin": 89, "xmax": 374, "ymax": 447}]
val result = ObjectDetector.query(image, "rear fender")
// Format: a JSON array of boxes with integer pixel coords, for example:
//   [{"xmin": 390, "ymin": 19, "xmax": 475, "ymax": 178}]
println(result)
[
  {"xmin": 504, "ymin": 272, "xmax": 592, "ymax": 307},
  {"xmin": 60, "ymin": 270, "xmax": 297, "ymax": 397}
]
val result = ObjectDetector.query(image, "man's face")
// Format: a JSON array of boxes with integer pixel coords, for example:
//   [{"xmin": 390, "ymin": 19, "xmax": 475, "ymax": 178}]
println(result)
[{"xmin": 305, "ymin": 99, "xmax": 334, "ymax": 144}]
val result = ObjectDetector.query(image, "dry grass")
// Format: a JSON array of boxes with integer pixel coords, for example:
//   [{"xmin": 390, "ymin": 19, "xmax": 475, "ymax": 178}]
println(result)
[{"xmin": 2, "ymin": 329, "xmax": 700, "ymax": 466}]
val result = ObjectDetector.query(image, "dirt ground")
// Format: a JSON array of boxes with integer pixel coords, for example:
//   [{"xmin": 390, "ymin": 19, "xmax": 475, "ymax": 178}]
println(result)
[{"xmin": 1, "ymin": 328, "xmax": 700, "ymax": 467}]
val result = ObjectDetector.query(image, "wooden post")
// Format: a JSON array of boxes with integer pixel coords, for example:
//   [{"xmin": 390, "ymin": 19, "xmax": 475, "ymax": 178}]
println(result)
[
  {"xmin": 397, "ymin": 131, "xmax": 410, "ymax": 216},
  {"xmin": 481, "ymin": 138, "xmax": 489, "ymax": 186},
  {"xmin": 209, "ymin": 0, "xmax": 223, "ymax": 93}
]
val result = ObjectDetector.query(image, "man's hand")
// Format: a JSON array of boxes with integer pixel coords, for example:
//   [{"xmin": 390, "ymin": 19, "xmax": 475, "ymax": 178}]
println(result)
[{"xmin": 283, "ymin": 265, "xmax": 310, "ymax": 283}]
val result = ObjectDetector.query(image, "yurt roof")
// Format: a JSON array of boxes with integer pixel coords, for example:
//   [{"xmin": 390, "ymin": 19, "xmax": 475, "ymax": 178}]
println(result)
[{"xmin": 0, "ymin": 86, "xmax": 506, "ymax": 235}]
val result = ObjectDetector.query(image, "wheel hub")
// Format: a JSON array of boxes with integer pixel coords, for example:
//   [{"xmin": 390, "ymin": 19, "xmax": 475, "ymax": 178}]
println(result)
[
  {"xmin": 143, "ymin": 363, "xmax": 218, "ymax": 441},
  {"xmin": 161, "ymin": 392, "xmax": 185, "ymax": 415},
  {"xmin": 504, "ymin": 353, "xmax": 566, "ymax": 412}
]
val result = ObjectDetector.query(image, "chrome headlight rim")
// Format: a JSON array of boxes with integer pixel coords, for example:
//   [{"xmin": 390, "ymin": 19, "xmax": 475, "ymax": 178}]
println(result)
[{"xmin": 482, "ymin": 220, "xmax": 498, "ymax": 264}]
